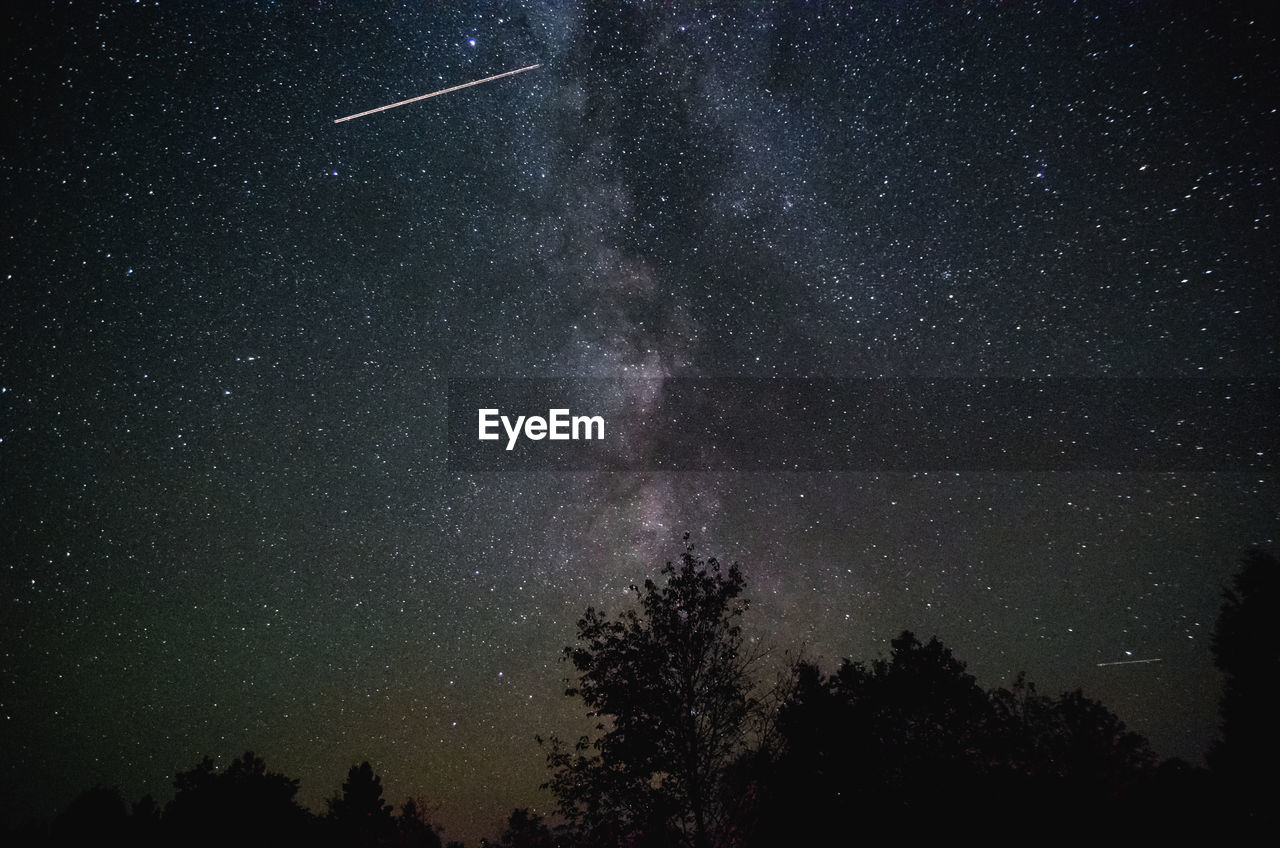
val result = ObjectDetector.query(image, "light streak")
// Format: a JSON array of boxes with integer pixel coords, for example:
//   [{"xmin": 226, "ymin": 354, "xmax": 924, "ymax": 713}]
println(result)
[{"xmin": 334, "ymin": 63, "xmax": 541, "ymax": 124}]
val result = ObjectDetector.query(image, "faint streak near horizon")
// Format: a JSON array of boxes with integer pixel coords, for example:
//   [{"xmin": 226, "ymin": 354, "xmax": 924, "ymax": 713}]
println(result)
[
  {"xmin": 333, "ymin": 63, "xmax": 541, "ymax": 123},
  {"xmin": 1096, "ymin": 658, "xmax": 1163, "ymax": 667}
]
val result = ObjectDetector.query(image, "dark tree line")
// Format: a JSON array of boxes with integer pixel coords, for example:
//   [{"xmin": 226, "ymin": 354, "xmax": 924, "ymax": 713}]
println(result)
[
  {"xmin": 753, "ymin": 636, "xmax": 1160, "ymax": 840},
  {"xmin": 17, "ymin": 754, "xmax": 448, "ymax": 848},
  {"xmin": 541, "ymin": 541, "xmax": 1277, "ymax": 845},
  {"xmin": 11, "ymin": 545, "xmax": 1276, "ymax": 846}
]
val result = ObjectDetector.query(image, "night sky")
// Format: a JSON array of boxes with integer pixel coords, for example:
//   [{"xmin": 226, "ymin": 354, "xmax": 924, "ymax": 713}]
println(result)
[{"xmin": 2, "ymin": 2, "xmax": 1277, "ymax": 843}]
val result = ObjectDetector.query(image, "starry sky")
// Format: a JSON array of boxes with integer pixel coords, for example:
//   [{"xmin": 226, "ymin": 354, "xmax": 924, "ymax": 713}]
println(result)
[{"xmin": 2, "ymin": 1, "xmax": 1277, "ymax": 843}]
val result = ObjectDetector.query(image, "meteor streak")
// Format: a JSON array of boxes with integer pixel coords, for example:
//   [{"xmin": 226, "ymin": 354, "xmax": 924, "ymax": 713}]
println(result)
[
  {"xmin": 334, "ymin": 63, "xmax": 541, "ymax": 123},
  {"xmin": 1096, "ymin": 658, "xmax": 1163, "ymax": 667}
]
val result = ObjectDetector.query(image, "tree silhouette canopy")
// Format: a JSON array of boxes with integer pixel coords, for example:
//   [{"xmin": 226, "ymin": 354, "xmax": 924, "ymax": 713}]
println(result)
[
  {"xmin": 754, "ymin": 630, "xmax": 1158, "ymax": 841},
  {"xmin": 396, "ymin": 797, "xmax": 445, "ymax": 848},
  {"xmin": 164, "ymin": 751, "xmax": 312, "ymax": 847},
  {"xmin": 543, "ymin": 537, "xmax": 761, "ymax": 848},
  {"xmin": 488, "ymin": 807, "xmax": 558, "ymax": 848},
  {"xmin": 327, "ymin": 761, "xmax": 396, "ymax": 848}
]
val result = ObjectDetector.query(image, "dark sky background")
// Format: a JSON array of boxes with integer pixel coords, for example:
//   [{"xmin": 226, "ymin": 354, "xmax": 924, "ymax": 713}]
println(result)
[{"xmin": 2, "ymin": 1, "xmax": 1276, "ymax": 843}]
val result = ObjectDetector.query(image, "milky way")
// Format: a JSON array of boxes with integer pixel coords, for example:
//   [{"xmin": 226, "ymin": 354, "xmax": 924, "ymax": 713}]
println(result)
[{"xmin": 2, "ymin": 3, "xmax": 1276, "ymax": 844}]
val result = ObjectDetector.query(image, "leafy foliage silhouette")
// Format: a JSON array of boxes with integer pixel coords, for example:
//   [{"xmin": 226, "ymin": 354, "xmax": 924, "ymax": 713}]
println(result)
[
  {"xmin": 542, "ymin": 536, "xmax": 762, "ymax": 848},
  {"xmin": 327, "ymin": 761, "xmax": 396, "ymax": 848},
  {"xmin": 396, "ymin": 797, "xmax": 445, "ymax": 848},
  {"xmin": 486, "ymin": 807, "xmax": 559, "ymax": 848},
  {"xmin": 755, "ymin": 630, "xmax": 1157, "ymax": 840},
  {"xmin": 164, "ymin": 751, "xmax": 313, "ymax": 847}
]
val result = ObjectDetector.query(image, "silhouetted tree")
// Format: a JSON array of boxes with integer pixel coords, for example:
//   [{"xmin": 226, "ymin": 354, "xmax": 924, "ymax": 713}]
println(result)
[
  {"xmin": 1209, "ymin": 548, "xmax": 1279, "ymax": 820},
  {"xmin": 756, "ymin": 630, "xmax": 1158, "ymax": 840},
  {"xmin": 328, "ymin": 761, "xmax": 396, "ymax": 848},
  {"xmin": 861, "ymin": 631, "xmax": 994, "ymax": 787},
  {"xmin": 1048, "ymin": 689, "xmax": 1156, "ymax": 784},
  {"xmin": 397, "ymin": 797, "xmax": 444, "ymax": 848},
  {"xmin": 494, "ymin": 807, "xmax": 558, "ymax": 848},
  {"xmin": 746, "ymin": 658, "xmax": 854, "ymax": 844},
  {"xmin": 757, "ymin": 631, "xmax": 996, "ymax": 838},
  {"xmin": 164, "ymin": 751, "xmax": 313, "ymax": 846},
  {"xmin": 542, "ymin": 537, "xmax": 762, "ymax": 848}
]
